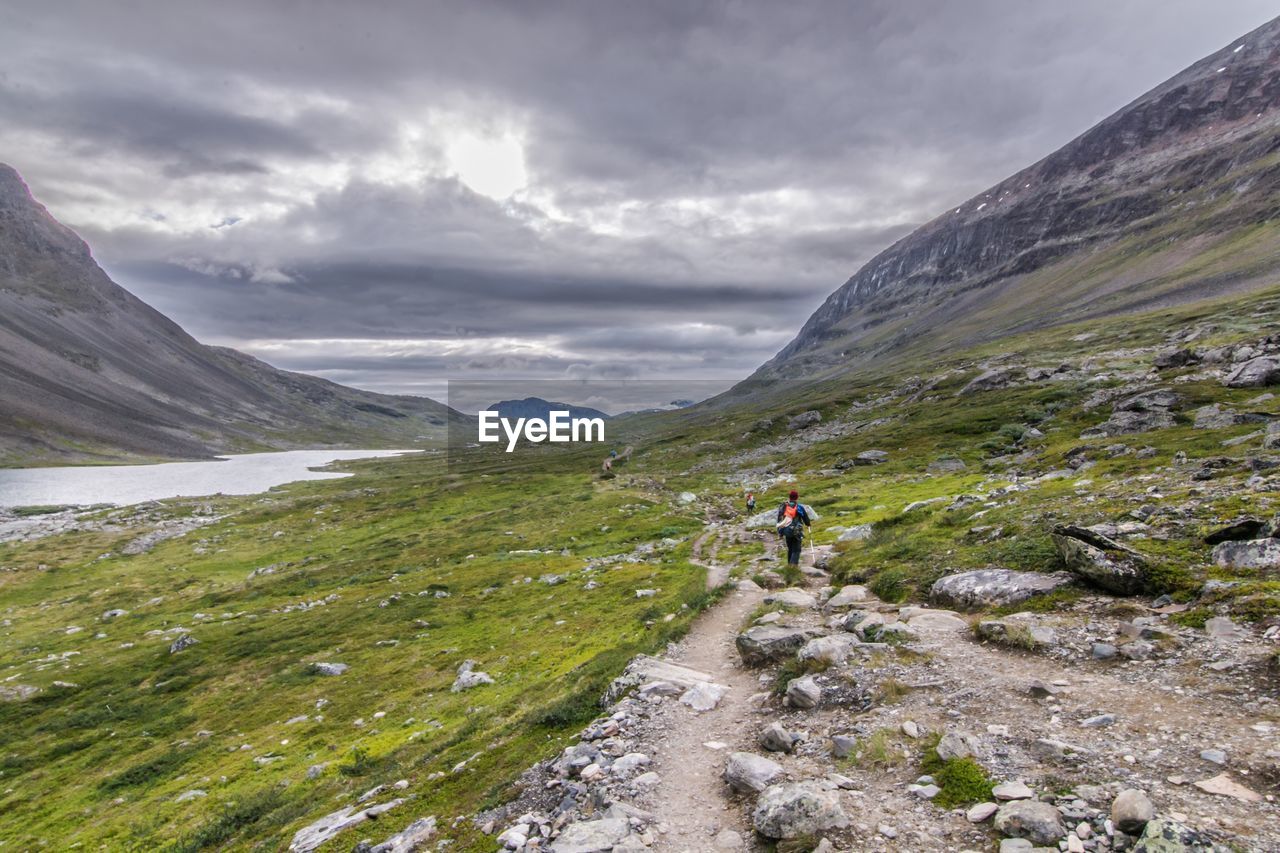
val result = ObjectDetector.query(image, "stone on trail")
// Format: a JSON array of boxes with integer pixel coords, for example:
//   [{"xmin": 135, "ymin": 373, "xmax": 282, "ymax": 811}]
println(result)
[
  {"xmin": 723, "ymin": 751, "xmax": 783, "ymax": 794},
  {"xmin": 1052, "ymin": 524, "xmax": 1149, "ymax": 595},
  {"xmin": 679, "ymin": 680, "xmax": 728, "ymax": 712},
  {"xmin": 605, "ymin": 654, "xmax": 719, "ymax": 701},
  {"xmin": 798, "ymin": 634, "xmax": 860, "ymax": 666},
  {"xmin": 610, "ymin": 753, "xmax": 651, "ymax": 777},
  {"xmin": 930, "ymin": 568, "xmax": 1076, "ymax": 610},
  {"xmin": 976, "ymin": 615, "xmax": 1056, "ymax": 649},
  {"xmin": 968, "ymin": 802, "xmax": 1000, "ymax": 822},
  {"xmin": 904, "ymin": 609, "xmax": 969, "ymax": 632},
  {"xmin": 993, "ymin": 800, "xmax": 1066, "ymax": 846},
  {"xmin": 735, "ymin": 625, "xmax": 823, "ymax": 665},
  {"xmin": 751, "ymin": 781, "xmax": 849, "ymax": 840},
  {"xmin": 1203, "ymin": 616, "xmax": 1245, "ymax": 640},
  {"xmin": 764, "ymin": 588, "xmax": 817, "ymax": 609},
  {"xmin": 759, "ymin": 721, "xmax": 801, "ymax": 753},
  {"xmin": 823, "ymin": 584, "xmax": 870, "ymax": 609},
  {"xmin": 677, "ymin": 491, "xmax": 698, "ymax": 504},
  {"xmin": 547, "ymin": 817, "xmax": 630, "ymax": 853},
  {"xmin": 993, "ymin": 781, "xmax": 1034, "ymax": 801},
  {"xmin": 1110, "ymin": 788, "xmax": 1154, "ymax": 835},
  {"xmin": 784, "ymin": 675, "xmax": 821, "ymax": 709}
]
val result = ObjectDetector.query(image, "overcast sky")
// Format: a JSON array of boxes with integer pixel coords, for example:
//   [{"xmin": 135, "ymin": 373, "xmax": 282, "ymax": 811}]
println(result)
[{"xmin": 1, "ymin": 1, "xmax": 1275, "ymax": 404}]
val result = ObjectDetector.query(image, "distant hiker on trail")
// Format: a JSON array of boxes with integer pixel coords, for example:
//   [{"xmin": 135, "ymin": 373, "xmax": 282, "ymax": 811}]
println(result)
[
  {"xmin": 776, "ymin": 489, "xmax": 811, "ymax": 566},
  {"xmin": 746, "ymin": 493, "xmax": 756, "ymax": 512}
]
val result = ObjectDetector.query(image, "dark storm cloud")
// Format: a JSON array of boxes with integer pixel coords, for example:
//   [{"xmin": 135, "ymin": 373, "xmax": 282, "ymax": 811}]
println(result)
[{"xmin": 1, "ymin": 0, "xmax": 1276, "ymax": 395}]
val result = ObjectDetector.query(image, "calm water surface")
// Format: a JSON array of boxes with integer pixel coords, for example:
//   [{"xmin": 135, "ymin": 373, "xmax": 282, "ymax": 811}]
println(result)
[{"xmin": 0, "ymin": 450, "xmax": 417, "ymax": 508}]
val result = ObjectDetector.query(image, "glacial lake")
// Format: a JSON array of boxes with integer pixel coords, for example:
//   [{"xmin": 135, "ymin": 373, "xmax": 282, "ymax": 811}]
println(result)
[{"xmin": 0, "ymin": 449, "xmax": 417, "ymax": 508}]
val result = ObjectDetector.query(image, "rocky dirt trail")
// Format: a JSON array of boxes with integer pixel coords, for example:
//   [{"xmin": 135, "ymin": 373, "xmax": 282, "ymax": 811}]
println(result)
[{"xmin": 480, "ymin": 508, "xmax": 1279, "ymax": 853}]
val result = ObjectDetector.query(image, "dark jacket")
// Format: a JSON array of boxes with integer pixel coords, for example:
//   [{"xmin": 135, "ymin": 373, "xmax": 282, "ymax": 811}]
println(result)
[{"xmin": 776, "ymin": 500, "xmax": 811, "ymax": 536}]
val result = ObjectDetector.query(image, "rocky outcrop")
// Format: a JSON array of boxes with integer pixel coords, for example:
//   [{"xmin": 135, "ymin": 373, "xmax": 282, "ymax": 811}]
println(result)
[
  {"xmin": 735, "ymin": 626, "xmax": 823, "ymax": 665},
  {"xmin": 930, "ymin": 568, "xmax": 1075, "ymax": 610},
  {"xmin": 1052, "ymin": 525, "xmax": 1150, "ymax": 595}
]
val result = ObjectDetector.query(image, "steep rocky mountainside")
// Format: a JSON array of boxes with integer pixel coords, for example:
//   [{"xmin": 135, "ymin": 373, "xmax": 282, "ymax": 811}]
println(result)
[
  {"xmin": 753, "ymin": 15, "xmax": 1280, "ymax": 382},
  {"xmin": 0, "ymin": 164, "xmax": 458, "ymax": 464}
]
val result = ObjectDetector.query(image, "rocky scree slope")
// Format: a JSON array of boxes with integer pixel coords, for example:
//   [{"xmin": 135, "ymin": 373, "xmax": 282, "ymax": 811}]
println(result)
[
  {"xmin": 751, "ymin": 15, "xmax": 1280, "ymax": 384},
  {"xmin": 0, "ymin": 164, "xmax": 459, "ymax": 464}
]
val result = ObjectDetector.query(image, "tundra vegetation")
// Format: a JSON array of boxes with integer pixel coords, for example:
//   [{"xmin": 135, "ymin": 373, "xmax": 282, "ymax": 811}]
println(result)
[{"xmin": 2, "ymin": 285, "xmax": 1280, "ymax": 849}]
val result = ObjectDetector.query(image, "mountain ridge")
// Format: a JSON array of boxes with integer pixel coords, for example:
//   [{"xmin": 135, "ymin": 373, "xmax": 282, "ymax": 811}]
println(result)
[
  {"xmin": 0, "ymin": 164, "xmax": 460, "ymax": 466},
  {"xmin": 751, "ymin": 14, "xmax": 1280, "ymax": 384}
]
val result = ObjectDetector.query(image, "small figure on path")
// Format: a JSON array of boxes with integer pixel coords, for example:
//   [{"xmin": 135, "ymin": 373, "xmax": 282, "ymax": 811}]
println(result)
[
  {"xmin": 775, "ymin": 489, "xmax": 811, "ymax": 566},
  {"xmin": 745, "ymin": 492, "xmax": 756, "ymax": 512}
]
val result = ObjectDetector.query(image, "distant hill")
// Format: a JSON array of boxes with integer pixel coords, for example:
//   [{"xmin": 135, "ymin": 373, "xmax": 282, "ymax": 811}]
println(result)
[
  {"xmin": 489, "ymin": 397, "xmax": 611, "ymax": 422},
  {"xmin": 750, "ymin": 15, "xmax": 1280, "ymax": 384},
  {"xmin": 0, "ymin": 164, "xmax": 462, "ymax": 465}
]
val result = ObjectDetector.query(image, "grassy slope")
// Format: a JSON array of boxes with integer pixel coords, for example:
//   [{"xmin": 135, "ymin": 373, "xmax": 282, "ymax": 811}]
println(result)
[
  {"xmin": 3, "ymin": 287, "xmax": 1280, "ymax": 849},
  {"xmin": 0, "ymin": 448, "xmax": 720, "ymax": 850}
]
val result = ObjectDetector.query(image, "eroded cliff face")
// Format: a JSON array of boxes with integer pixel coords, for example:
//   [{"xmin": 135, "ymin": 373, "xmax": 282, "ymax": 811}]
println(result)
[{"xmin": 756, "ymin": 16, "xmax": 1280, "ymax": 381}]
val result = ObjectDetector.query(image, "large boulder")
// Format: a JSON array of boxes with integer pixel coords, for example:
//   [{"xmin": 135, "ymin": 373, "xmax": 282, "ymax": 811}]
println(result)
[
  {"xmin": 959, "ymin": 368, "xmax": 1018, "ymax": 395},
  {"xmin": 1203, "ymin": 517, "xmax": 1269, "ymax": 545},
  {"xmin": 752, "ymin": 781, "xmax": 849, "ymax": 840},
  {"xmin": 548, "ymin": 818, "xmax": 631, "ymax": 853},
  {"xmin": 605, "ymin": 655, "xmax": 719, "ymax": 702},
  {"xmin": 976, "ymin": 614, "xmax": 1056, "ymax": 649},
  {"xmin": 788, "ymin": 410, "xmax": 822, "ymax": 430},
  {"xmin": 1115, "ymin": 389, "xmax": 1180, "ymax": 412},
  {"xmin": 723, "ymin": 752, "xmax": 783, "ymax": 794},
  {"xmin": 993, "ymin": 800, "xmax": 1066, "ymax": 846},
  {"xmin": 1225, "ymin": 356, "xmax": 1280, "ymax": 388},
  {"xmin": 1211, "ymin": 539, "xmax": 1280, "ymax": 572},
  {"xmin": 736, "ymin": 626, "xmax": 822, "ymax": 666},
  {"xmin": 1052, "ymin": 525, "xmax": 1149, "ymax": 595},
  {"xmin": 930, "ymin": 568, "xmax": 1076, "ymax": 610},
  {"xmin": 764, "ymin": 588, "xmax": 818, "ymax": 609}
]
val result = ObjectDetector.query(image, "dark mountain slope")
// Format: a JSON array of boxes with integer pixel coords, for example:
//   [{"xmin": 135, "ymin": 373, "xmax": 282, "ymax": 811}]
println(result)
[
  {"xmin": 0, "ymin": 164, "xmax": 458, "ymax": 465},
  {"xmin": 752, "ymin": 15, "xmax": 1280, "ymax": 382}
]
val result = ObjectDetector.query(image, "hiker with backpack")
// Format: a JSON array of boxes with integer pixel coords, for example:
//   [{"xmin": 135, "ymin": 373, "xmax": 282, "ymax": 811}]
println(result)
[
  {"xmin": 775, "ymin": 489, "xmax": 811, "ymax": 566},
  {"xmin": 746, "ymin": 492, "xmax": 756, "ymax": 512}
]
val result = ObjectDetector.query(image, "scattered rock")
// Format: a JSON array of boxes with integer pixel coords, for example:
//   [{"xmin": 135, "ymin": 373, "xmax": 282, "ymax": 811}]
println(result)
[
  {"xmin": 935, "ymin": 731, "xmax": 978, "ymax": 762},
  {"xmin": 788, "ymin": 410, "xmax": 822, "ymax": 430},
  {"xmin": 764, "ymin": 588, "xmax": 817, "ymax": 609},
  {"xmin": 751, "ymin": 781, "xmax": 849, "ymax": 840},
  {"xmin": 993, "ymin": 800, "xmax": 1066, "ymax": 846},
  {"xmin": 976, "ymin": 615, "xmax": 1056, "ymax": 649},
  {"xmin": 1224, "ymin": 356, "xmax": 1280, "ymax": 388},
  {"xmin": 993, "ymin": 781, "xmax": 1034, "ymax": 801},
  {"xmin": 169, "ymin": 634, "xmax": 197, "ymax": 654},
  {"xmin": 735, "ymin": 626, "xmax": 822, "ymax": 666},
  {"xmin": 288, "ymin": 800, "xmax": 405, "ymax": 852},
  {"xmin": 312, "ymin": 662, "xmax": 348, "ymax": 676},
  {"xmin": 368, "ymin": 816, "xmax": 436, "ymax": 853},
  {"xmin": 784, "ymin": 675, "xmax": 821, "ymax": 709},
  {"xmin": 1133, "ymin": 818, "xmax": 1232, "ymax": 852},
  {"xmin": 679, "ymin": 681, "xmax": 728, "ymax": 712},
  {"xmin": 1211, "ymin": 538, "xmax": 1280, "ymax": 572},
  {"xmin": 547, "ymin": 817, "xmax": 630, "ymax": 853},
  {"xmin": 968, "ymin": 802, "xmax": 1000, "ymax": 822},
  {"xmin": 960, "ymin": 368, "xmax": 1019, "ymax": 395},
  {"xmin": 1110, "ymin": 788, "xmax": 1154, "ymax": 834},
  {"xmin": 759, "ymin": 722, "xmax": 801, "ymax": 753},
  {"xmin": 798, "ymin": 634, "xmax": 860, "ymax": 666},
  {"xmin": 723, "ymin": 752, "xmax": 783, "ymax": 794},
  {"xmin": 1192, "ymin": 773, "xmax": 1261, "ymax": 802},
  {"xmin": 824, "ymin": 584, "xmax": 870, "ymax": 609},
  {"xmin": 451, "ymin": 660, "xmax": 495, "ymax": 692}
]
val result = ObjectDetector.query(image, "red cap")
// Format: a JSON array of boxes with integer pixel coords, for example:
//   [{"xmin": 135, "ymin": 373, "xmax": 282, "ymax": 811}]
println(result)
[{"xmin": 789, "ymin": 490, "xmax": 798, "ymax": 500}]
